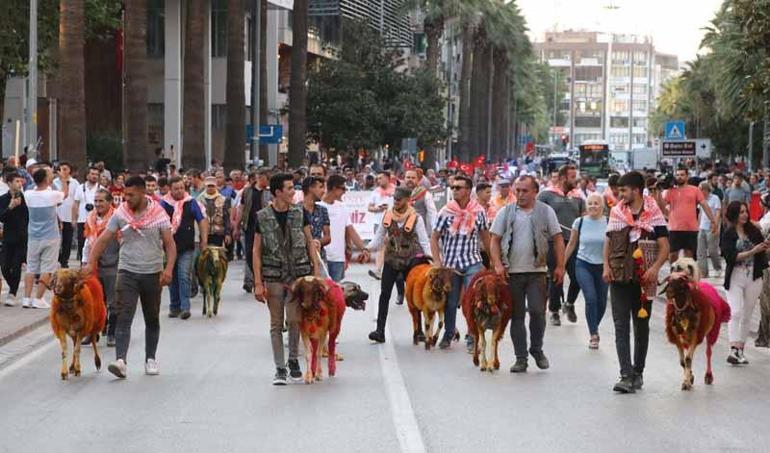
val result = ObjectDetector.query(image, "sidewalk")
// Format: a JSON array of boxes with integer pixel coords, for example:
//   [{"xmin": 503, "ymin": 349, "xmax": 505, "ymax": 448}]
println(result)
[{"xmin": 0, "ymin": 304, "xmax": 50, "ymax": 347}]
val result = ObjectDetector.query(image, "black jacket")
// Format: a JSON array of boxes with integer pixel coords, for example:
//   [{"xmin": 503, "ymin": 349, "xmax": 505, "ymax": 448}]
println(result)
[
  {"xmin": 0, "ymin": 192, "xmax": 29, "ymax": 243},
  {"xmin": 721, "ymin": 226, "xmax": 768, "ymax": 290}
]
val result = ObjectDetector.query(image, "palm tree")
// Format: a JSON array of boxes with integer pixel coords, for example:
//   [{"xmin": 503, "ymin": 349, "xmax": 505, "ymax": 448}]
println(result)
[
  {"xmin": 456, "ymin": 21, "xmax": 474, "ymax": 161},
  {"xmin": 125, "ymin": 0, "xmax": 149, "ymax": 172},
  {"xmin": 259, "ymin": 0, "xmax": 269, "ymax": 164},
  {"xmin": 183, "ymin": 0, "xmax": 206, "ymax": 170},
  {"xmin": 58, "ymin": 0, "xmax": 87, "ymax": 169},
  {"xmin": 287, "ymin": 0, "xmax": 308, "ymax": 168},
  {"xmin": 224, "ymin": 0, "xmax": 246, "ymax": 170}
]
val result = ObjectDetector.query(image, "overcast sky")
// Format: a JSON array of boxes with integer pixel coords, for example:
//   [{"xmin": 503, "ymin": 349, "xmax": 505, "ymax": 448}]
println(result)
[{"xmin": 516, "ymin": 0, "xmax": 724, "ymax": 63}]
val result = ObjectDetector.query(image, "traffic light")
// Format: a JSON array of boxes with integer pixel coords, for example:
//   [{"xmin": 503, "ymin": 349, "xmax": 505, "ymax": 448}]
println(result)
[{"xmin": 417, "ymin": 149, "xmax": 425, "ymax": 163}]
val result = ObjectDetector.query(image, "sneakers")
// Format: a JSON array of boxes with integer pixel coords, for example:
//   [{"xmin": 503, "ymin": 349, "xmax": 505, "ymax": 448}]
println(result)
[
  {"xmin": 396, "ymin": 294, "xmax": 404, "ymax": 305},
  {"xmin": 563, "ymin": 303, "xmax": 577, "ymax": 323},
  {"xmin": 180, "ymin": 311, "xmax": 191, "ymax": 320},
  {"xmin": 727, "ymin": 347, "xmax": 748, "ymax": 365},
  {"xmin": 633, "ymin": 373, "xmax": 644, "ymax": 390},
  {"xmin": 108, "ymin": 359, "xmax": 128, "ymax": 379},
  {"xmin": 168, "ymin": 309, "xmax": 181, "ymax": 318},
  {"xmin": 242, "ymin": 284, "xmax": 253, "ymax": 293},
  {"xmin": 589, "ymin": 335, "xmax": 600, "ymax": 350},
  {"xmin": 510, "ymin": 358, "xmax": 528, "ymax": 373},
  {"xmin": 438, "ymin": 337, "xmax": 451, "ymax": 350},
  {"xmin": 21, "ymin": 298, "xmax": 32, "ymax": 308},
  {"xmin": 368, "ymin": 270, "xmax": 382, "ymax": 280},
  {"xmin": 145, "ymin": 359, "xmax": 160, "ymax": 375},
  {"xmin": 613, "ymin": 376, "xmax": 636, "ymax": 393},
  {"xmin": 465, "ymin": 335, "xmax": 475, "ymax": 354},
  {"xmin": 736, "ymin": 348, "xmax": 749, "ymax": 365},
  {"xmin": 368, "ymin": 331, "xmax": 386, "ymax": 343},
  {"xmin": 287, "ymin": 359, "xmax": 302, "ymax": 380},
  {"xmin": 273, "ymin": 367, "xmax": 288, "ymax": 385},
  {"xmin": 549, "ymin": 312, "xmax": 561, "ymax": 326},
  {"xmin": 3, "ymin": 294, "xmax": 17, "ymax": 307},
  {"xmin": 106, "ymin": 335, "xmax": 116, "ymax": 347},
  {"xmin": 31, "ymin": 298, "xmax": 50, "ymax": 309},
  {"xmin": 530, "ymin": 351, "xmax": 550, "ymax": 370}
]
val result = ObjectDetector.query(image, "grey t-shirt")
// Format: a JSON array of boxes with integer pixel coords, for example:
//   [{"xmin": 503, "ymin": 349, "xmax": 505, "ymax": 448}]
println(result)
[
  {"xmin": 107, "ymin": 210, "xmax": 171, "ymax": 274},
  {"xmin": 490, "ymin": 205, "xmax": 561, "ymax": 273},
  {"xmin": 724, "ymin": 184, "xmax": 751, "ymax": 204},
  {"xmin": 537, "ymin": 190, "xmax": 585, "ymax": 238}
]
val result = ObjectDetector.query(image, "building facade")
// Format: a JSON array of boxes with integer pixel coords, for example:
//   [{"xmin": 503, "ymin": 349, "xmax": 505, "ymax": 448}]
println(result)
[{"xmin": 534, "ymin": 31, "xmax": 679, "ymax": 152}]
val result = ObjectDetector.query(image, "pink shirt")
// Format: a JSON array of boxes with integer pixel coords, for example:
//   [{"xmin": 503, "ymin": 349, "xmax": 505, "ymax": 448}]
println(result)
[{"xmin": 663, "ymin": 185, "xmax": 703, "ymax": 232}]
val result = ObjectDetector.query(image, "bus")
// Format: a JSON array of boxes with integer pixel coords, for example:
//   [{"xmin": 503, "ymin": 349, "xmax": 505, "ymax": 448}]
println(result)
[{"xmin": 579, "ymin": 140, "xmax": 610, "ymax": 178}]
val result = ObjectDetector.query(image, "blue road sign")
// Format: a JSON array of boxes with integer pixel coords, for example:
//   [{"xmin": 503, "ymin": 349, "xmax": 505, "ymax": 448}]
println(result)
[
  {"xmin": 247, "ymin": 124, "xmax": 283, "ymax": 144},
  {"xmin": 665, "ymin": 120, "xmax": 686, "ymax": 141}
]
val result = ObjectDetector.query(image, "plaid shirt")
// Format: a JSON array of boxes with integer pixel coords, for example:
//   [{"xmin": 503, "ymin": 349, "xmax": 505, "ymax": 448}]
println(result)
[{"xmin": 435, "ymin": 210, "xmax": 488, "ymax": 269}]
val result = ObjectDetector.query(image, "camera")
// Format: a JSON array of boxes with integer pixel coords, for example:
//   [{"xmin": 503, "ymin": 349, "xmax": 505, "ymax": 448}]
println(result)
[{"xmin": 85, "ymin": 203, "xmax": 94, "ymax": 212}]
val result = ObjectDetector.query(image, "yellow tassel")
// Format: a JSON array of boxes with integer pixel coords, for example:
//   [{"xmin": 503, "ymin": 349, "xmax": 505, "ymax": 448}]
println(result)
[{"xmin": 638, "ymin": 307, "xmax": 648, "ymax": 319}]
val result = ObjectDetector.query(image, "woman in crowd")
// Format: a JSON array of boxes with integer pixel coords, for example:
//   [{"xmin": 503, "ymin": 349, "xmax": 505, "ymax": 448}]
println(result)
[
  {"xmin": 721, "ymin": 201, "xmax": 769, "ymax": 365},
  {"xmin": 565, "ymin": 193, "xmax": 608, "ymax": 349}
]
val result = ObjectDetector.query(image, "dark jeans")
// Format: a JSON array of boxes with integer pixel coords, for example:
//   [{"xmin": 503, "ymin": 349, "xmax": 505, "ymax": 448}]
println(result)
[
  {"xmin": 99, "ymin": 269, "xmax": 118, "ymax": 336},
  {"xmin": 610, "ymin": 282, "xmax": 651, "ymax": 378},
  {"xmin": 76, "ymin": 222, "xmax": 86, "ymax": 262},
  {"xmin": 59, "ymin": 222, "xmax": 74, "ymax": 268},
  {"xmin": 244, "ymin": 229, "xmax": 255, "ymax": 287},
  {"xmin": 375, "ymin": 263, "xmax": 406, "ymax": 334},
  {"xmin": 1, "ymin": 241, "xmax": 26, "ymax": 296},
  {"xmin": 574, "ymin": 259, "xmax": 608, "ymax": 336},
  {"xmin": 508, "ymin": 272, "xmax": 548, "ymax": 359},
  {"xmin": 547, "ymin": 239, "xmax": 580, "ymax": 313},
  {"xmin": 115, "ymin": 270, "xmax": 161, "ymax": 363}
]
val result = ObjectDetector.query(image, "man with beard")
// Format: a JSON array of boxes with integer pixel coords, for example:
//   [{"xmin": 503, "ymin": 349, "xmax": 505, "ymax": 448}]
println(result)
[
  {"xmin": 603, "ymin": 171, "xmax": 669, "ymax": 393},
  {"xmin": 238, "ymin": 169, "xmax": 272, "ymax": 292},
  {"xmin": 660, "ymin": 167, "xmax": 717, "ymax": 263},
  {"xmin": 537, "ymin": 165, "xmax": 585, "ymax": 326},
  {"xmin": 404, "ymin": 169, "xmax": 436, "ymax": 231}
]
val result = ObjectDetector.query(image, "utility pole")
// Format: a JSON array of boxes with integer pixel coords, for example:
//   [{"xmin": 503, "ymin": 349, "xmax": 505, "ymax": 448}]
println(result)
[
  {"xmin": 748, "ymin": 121, "xmax": 755, "ymax": 172},
  {"xmin": 250, "ymin": 0, "xmax": 261, "ymax": 164},
  {"xmin": 28, "ymin": 0, "xmax": 38, "ymax": 158}
]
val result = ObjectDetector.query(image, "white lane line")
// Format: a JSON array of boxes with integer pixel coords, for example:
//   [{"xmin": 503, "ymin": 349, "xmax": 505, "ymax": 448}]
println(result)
[
  {"xmin": 0, "ymin": 335, "xmax": 56, "ymax": 380},
  {"xmin": 378, "ymin": 326, "xmax": 427, "ymax": 453}
]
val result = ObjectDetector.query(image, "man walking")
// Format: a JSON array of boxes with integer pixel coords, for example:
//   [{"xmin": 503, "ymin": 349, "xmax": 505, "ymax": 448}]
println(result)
[
  {"xmin": 238, "ymin": 169, "xmax": 271, "ymax": 292},
  {"xmin": 368, "ymin": 171, "xmax": 395, "ymax": 280},
  {"xmin": 603, "ymin": 171, "xmax": 669, "ymax": 393},
  {"xmin": 197, "ymin": 176, "xmax": 231, "ymax": 248},
  {"xmin": 301, "ymin": 176, "xmax": 330, "ymax": 265},
  {"xmin": 697, "ymin": 181, "xmax": 722, "ymax": 278},
  {"xmin": 537, "ymin": 164, "xmax": 585, "ymax": 326},
  {"xmin": 53, "ymin": 162, "xmax": 78, "ymax": 268},
  {"xmin": 22, "ymin": 168, "xmax": 65, "ymax": 309},
  {"xmin": 72, "ymin": 166, "xmax": 102, "ymax": 261},
  {"xmin": 252, "ymin": 173, "xmax": 322, "ymax": 385},
  {"xmin": 490, "ymin": 175, "xmax": 564, "ymax": 373},
  {"xmin": 161, "ymin": 176, "xmax": 209, "ymax": 319},
  {"xmin": 431, "ymin": 174, "xmax": 490, "ymax": 351},
  {"xmin": 87, "ymin": 176, "xmax": 176, "ymax": 378},
  {"xmin": 661, "ymin": 167, "xmax": 717, "ymax": 263},
  {"xmin": 319, "ymin": 174, "xmax": 369, "ymax": 282},
  {"xmin": 0, "ymin": 172, "xmax": 28, "ymax": 307},
  {"xmin": 405, "ymin": 169, "xmax": 436, "ymax": 231}
]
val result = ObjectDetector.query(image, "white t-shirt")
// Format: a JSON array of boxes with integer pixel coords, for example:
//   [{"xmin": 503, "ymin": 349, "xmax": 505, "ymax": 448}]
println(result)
[
  {"xmin": 699, "ymin": 193, "xmax": 721, "ymax": 231},
  {"xmin": 0, "ymin": 180, "xmax": 8, "ymax": 197},
  {"xmin": 318, "ymin": 200, "xmax": 351, "ymax": 263},
  {"xmin": 73, "ymin": 182, "xmax": 102, "ymax": 223},
  {"xmin": 53, "ymin": 177, "xmax": 80, "ymax": 223},
  {"xmin": 368, "ymin": 190, "xmax": 393, "ymax": 225}
]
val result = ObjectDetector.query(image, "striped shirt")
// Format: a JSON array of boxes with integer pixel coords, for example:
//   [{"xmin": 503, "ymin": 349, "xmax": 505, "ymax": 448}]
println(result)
[{"xmin": 435, "ymin": 210, "xmax": 488, "ymax": 269}]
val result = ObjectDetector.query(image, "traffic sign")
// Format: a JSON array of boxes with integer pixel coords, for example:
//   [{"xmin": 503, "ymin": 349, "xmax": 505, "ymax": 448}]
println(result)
[
  {"xmin": 661, "ymin": 140, "xmax": 696, "ymax": 157},
  {"xmin": 665, "ymin": 120, "xmax": 686, "ymax": 141},
  {"xmin": 695, "ymin": 138, "xmax": 712, "ymax": 158},
  {"xmin": 247, "ymin": 124, "xmax": 283, "ymax": 144}
]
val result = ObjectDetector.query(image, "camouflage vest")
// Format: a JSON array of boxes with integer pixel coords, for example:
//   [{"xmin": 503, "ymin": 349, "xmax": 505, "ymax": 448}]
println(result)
[
  {"xmin": 383, "ymin": 210, "xmax": 421, "ymax": 271},
  {"xmin": 256, "ymin": 205, "xmax": 312, "ymax": 282}
]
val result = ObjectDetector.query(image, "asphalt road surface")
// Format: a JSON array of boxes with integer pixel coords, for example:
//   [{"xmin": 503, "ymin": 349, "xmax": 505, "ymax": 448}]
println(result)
[{"xmin": 2, "ymin": 262, "xmax": 770, "ymax": 453}]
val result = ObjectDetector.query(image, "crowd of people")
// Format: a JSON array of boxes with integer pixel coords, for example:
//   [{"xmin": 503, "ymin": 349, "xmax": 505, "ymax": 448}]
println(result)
[{"xmin": 1, "ymin": 152, "xmax": 769, "ymax": 392}]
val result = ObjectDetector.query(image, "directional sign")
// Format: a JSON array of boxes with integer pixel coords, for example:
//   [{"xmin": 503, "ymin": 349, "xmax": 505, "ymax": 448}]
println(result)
[
  {"xmin": 247, "ymin": 124, "xmax": 283, "ymax": 144},
  {"xmin": 661, "ymin": 140, "xmax": 696, "ymax": 157},
  {"xmin": 695, "ymin": 138, "xmax": 712, "ymax": 158},
  {"xmin": 665, "ymin": 120, "xmax": 686, "ymax": 141}
]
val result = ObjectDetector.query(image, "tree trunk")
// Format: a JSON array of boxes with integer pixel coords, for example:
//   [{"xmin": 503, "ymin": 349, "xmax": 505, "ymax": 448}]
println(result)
[
  {"xmin": 468, "ymin": 29, "xmax": 490, "ymax": 162},
  {"xmin": 183, "ymin": 0, "xmax": 206, "ymax": 170},
  {"xmin": 124, "ymin": 0, "xmax": 149, "ymax": 172},
  {"xmin": 58, "ymin": 0, "xmax": 87, "ymax": 169},
  {"xmin": 424, "ymin": 15, "xmax": 444, "ymax": 77},
  {"xmin": 287, "ymin": 0, "xmax": 308, "ymax": 168},
  {"xmin": 0, "ymin": 77, "xmax": 5, "ymax": 157},
  {"xmin": 225, "ymin": 0, "xmax": 246, "ymax": 170},
  {"xmin": 763, "ymin": 104, "xmax": 770, "ymax": 169},
  {"xmin": 457, "ymin": 23, "xmax": 473, "ymax": 162},
  {"xmin": 259, "ymin": 0, "xmax": 269, "ymax": 164},
  {"xmin": 491, "ymin": 47, "xmax": 507, "ymax": 162}
]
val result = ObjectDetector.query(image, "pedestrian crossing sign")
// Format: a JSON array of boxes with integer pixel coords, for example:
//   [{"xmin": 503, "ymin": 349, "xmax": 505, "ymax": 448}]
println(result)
[{"xmin": 665, "ymin": 120, "xmax": 686, "ymax": 141}]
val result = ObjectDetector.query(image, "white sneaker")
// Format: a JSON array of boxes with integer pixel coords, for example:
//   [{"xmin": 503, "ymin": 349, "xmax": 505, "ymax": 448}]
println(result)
[
  {"xmin": 3, "ymin": 294, "xmax": 16, "ymax": 307},
  {"xmin": 145, "ymin": 358, "xmax": 160, "ymax": 376},
  {"xmin": 108, "ymin": 359, "xmax": 128, "ymax": 379},
  {"xmin": 31, "ymin": 298, "xmax": 50, "ymax": 309},
  {"xmin": 21, "ymin": 298, "xmax": 32, "ymax": 308}
]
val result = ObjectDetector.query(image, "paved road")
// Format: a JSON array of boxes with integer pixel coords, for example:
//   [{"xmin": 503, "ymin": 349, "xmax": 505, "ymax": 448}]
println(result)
[{"xmin": 1, "ymin": 262, "xmax": 770, "ymax": 453}]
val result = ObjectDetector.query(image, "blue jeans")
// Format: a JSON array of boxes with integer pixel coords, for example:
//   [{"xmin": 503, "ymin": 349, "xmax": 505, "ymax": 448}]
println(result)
[
  {"xmin": 169, "ymin": 249, "xmax": 194, "ymax": 312},
  {"xmin": 575, "ymin": 258, "xmax": 608, "ymax": 336},
  {"xmin": 443, "ymin": 262, "xmax": 482, "ymax": 341},
  {"xmin": 327, "ymin": 261, "xmax": 345, "ymax": 283}
]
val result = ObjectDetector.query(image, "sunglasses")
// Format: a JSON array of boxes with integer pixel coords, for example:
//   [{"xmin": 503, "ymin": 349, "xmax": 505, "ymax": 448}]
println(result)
[{"xmin": 451, "ymin": 185, "xmax": 467, "ymax": 191}]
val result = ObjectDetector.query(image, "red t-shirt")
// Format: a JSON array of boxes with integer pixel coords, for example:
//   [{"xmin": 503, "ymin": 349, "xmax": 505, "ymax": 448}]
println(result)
[
  {"xmin": 110, "ymin": 185, "xmax": 125, "ymax": 207},
  {"xmin": 663, "ymin": 185, "xmax": 703, "ymax": 232}
]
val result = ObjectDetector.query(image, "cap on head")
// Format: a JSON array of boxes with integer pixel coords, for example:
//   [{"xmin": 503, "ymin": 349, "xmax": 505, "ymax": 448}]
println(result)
[{"xmin": 204, "ymin": 176, "xmax": 217, "ymax": 186}]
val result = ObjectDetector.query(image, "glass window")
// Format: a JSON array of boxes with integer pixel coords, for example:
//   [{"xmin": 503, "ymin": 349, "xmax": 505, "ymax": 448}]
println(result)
[
  {"xmin": 632, "ymin": 99, "xmax": 647, "ymax": 112},
  {"xmin": 611, "ymin": 99, "xmax": 628, "ymax": 113},
  {"xmin": 212, "ymin": 0, "xmax": 227, "ymax": 58},
  {"xmin": 147, "ymin": 0, "xmax": 165, "ymax": 58},
  {"xmin": 212, "ymin": 104, "xmax": 227, "ymax": 130},
  {"xmin": 610, "ymin": 117, "xmax": 629, "ymax": 128},
  {"xmin": 574, "ymin": 66, "xmax": 603, "ymax": 82},
  {"xmin": 633, "ymin": 117, "xmax": 647, "ymax": 128},
  {"xmin": 148, "ymin": 103, "xmax": 164, "ymax": 145},
  {"xmin": 575, "ymin": 116, "xmax": 601, "ymax": 128}
]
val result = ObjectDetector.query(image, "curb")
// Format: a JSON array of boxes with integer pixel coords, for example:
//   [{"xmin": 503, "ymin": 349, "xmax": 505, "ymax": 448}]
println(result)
[{"xmin": 0, "ymin": 314, "xmax": 50, "ymax": 348}]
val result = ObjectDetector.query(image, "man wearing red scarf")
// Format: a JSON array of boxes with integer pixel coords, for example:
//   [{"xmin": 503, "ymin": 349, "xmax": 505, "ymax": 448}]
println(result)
[
  {"xmin": 430, "ymin": 174, "xmax": 490, "ymax": 351},
  {"xmin": 160, "ymin": 176, "xmax": 209, "ymax": 320}
]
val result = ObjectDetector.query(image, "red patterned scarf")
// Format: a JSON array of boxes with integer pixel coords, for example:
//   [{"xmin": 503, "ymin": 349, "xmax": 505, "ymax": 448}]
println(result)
[
  {"xmin": 607, "ymin": 195, "xmax": 667, "ymax": 243},
  {"xmin": 442, "ymin": 199, "xmax": 483, "ymax": 235},
  {"xmin": 375, "ymin": 184, "xmax": 395, "ymax": 198},
  {"xmin": 85, "ymin": 207, "xmax": 117, "ymax": 241},
  {"xmin": 162, "ymin": 193, "xmax": 194, "ymax": 234},
  {"xmin": 116, "ymin": 197, "xmax": 169, "ymax": 235}
]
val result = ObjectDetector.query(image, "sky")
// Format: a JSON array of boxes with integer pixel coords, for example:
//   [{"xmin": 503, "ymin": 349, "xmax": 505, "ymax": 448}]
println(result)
[{"xmin": 516, "ymin": 0, "xmax": 724, "ymax": 64}]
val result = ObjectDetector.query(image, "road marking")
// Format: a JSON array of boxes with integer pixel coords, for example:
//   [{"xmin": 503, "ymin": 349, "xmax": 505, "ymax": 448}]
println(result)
[{"xmin": 0, "ymin": 333, "xmax": 55, "ymax": 380}]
